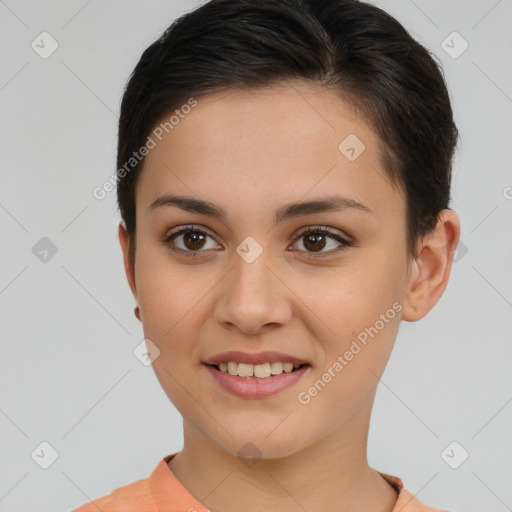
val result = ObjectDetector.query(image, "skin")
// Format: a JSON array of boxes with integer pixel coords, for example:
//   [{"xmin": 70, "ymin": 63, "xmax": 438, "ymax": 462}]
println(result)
[{"xmin": 118, "ymin": 80, "xmax": 460, "ymax": 512}]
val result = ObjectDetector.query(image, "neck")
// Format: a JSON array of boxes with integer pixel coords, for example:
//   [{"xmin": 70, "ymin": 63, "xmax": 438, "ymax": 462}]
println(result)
[{"xmin": 167, "ymin": 395, "xmax": 398, "ymax": 512}]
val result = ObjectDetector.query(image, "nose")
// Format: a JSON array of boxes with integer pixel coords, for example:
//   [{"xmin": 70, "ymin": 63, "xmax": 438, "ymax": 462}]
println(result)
[{"xmin": 213, "ymin": 249, "xmax": 293, "ymax": 336}]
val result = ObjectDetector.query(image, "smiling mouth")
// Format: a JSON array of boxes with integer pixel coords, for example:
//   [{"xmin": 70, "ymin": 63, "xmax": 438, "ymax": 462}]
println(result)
[{"xmin": 207, "ymin": 362, "xmax": 310, "ymax": 378}]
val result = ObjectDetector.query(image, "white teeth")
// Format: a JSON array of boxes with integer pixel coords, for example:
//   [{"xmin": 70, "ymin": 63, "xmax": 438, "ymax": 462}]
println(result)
[
  {"xmin": 237, "ymin": 363, "xmax": 254, "ymax": 377},
  {"xmin": 215, "ymin": 361, "xmax": 304, "ymax": 378},
  {"xmin": 283, "ymin": 362, "xmax": 293, "ymax": 373},
  {"xmin": 254, "ymin": 363, "xmax": 272, "ymax": 378},
  {"xmin": 270, "ymin": 362, "xmax": 283, "ymax": 374},
  {"xmin": 227, "ymin": 361, "xmax": 238, "ymax": 375}
]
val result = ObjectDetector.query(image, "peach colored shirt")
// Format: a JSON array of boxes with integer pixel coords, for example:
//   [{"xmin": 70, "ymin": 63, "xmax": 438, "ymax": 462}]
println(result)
[{"xmin": 72, "ymin": 453, "xmax": 450, "ymax": 512}]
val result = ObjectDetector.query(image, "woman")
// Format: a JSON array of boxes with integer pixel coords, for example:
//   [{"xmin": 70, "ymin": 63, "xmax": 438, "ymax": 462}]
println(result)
[{"xmin": 74, "ymin": 0, "xmax": 460, "ymax": 510}]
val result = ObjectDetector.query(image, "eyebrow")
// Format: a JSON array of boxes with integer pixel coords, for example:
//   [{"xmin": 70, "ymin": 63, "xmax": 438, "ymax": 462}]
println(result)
[{"xmin": 148, "ymin": 193, "xmax": 372, "ymax": 223}]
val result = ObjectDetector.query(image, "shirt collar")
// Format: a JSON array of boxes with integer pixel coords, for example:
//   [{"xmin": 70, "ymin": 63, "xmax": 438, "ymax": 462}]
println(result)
[{"xmin": 149, "ymin": 453, "xmax": 434, "ymax": 512}]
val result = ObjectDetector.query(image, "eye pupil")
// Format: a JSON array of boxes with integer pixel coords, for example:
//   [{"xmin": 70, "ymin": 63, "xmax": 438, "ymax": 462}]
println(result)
[
  {"xmin": 303, "ymin": 233, "xmax": 326, "ymax": 252},
  {"xmin": 184, "ymin": 232, "xmax": 206, "ymax": 250},
  {"xmin": 167, "ymin": 226, "xmax": 348, "ymax": 257}
]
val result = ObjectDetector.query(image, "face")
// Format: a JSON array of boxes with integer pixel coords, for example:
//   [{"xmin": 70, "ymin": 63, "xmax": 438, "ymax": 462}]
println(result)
[{"xmin": 121, "ymin": 81, "xmax": 414, "ymax": 459}]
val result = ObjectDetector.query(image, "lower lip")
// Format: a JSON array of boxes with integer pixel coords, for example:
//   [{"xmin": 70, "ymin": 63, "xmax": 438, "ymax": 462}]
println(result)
[{"xmin": 205, "ymin": 364, "xmax": 311, "ymax": 398}]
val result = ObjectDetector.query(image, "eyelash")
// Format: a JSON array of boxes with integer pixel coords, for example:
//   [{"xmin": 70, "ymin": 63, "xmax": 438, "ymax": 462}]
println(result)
[{"xmin": 163, "ymin": 224, "xmax": 353, "ymax": 258}]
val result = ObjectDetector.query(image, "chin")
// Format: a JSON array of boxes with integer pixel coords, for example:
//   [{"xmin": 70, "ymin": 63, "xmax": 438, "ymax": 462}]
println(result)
[{"xmin": 209, "ymin": 427, "xmax": 310, "ymax": 463}]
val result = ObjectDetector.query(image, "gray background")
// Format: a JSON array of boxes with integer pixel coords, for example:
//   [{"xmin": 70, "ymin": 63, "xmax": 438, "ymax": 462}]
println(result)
[{"xmin": 0, "ymin": 1, "xmax": 511, "ymax": 511}]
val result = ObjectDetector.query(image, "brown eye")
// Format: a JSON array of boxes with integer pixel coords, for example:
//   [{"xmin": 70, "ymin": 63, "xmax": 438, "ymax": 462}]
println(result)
[
  {"xmin": 302, "ymin": 232, "xmax": 327, "ymax": 252},
  {"xmin": 291, "ymin": 227, "xmax": 352, "ymax": 256},
  {"xmin": 164, "ymin": 226, "xmax": 220, "ymax": 255},
  {"xmin": 182, "ymin": 231, "xmax": 207, "ymax": 250}
]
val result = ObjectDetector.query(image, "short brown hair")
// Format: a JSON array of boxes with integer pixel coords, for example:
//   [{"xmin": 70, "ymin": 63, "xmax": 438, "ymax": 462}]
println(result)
[{"xmin": 116, "ymin": 0, "xmax": 458, "ymax": 262}]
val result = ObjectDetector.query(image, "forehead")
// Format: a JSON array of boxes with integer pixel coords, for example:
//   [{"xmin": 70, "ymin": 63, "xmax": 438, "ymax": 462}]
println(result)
[{"xmin": 136, "ymin": 80, "xmax": 404, "ymax": 224}]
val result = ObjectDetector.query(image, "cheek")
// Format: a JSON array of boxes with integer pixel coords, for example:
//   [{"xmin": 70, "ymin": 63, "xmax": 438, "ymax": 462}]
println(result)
[
  {"xmin": 296, "ymin": 288, "xmax": 401, "ymax": 427},
  {"xmin": 297, "ymin": 258, "xmax": 403, "ymax": 340},
  {"xmin": 293, "ymin": 252, "xmax": 404, "ymax": 395},
  {"xmin": 134, "ymin": 248, "xmax": 213, "ymax": 339}
]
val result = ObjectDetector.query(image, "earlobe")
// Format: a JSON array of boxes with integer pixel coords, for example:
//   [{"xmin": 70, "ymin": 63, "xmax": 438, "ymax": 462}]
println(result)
[
  {"xmin": 401, "ymin": 209, "xmax": 460, "ymax": 322},
  {"xmin": 118, "ymin": 221, "xmax": 140, "ymax": 314}
]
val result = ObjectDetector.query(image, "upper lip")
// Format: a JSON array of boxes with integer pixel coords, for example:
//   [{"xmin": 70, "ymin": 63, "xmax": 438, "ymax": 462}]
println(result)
[{"xmin": 204, "ymin": 351, "xmax": 310, "ymax": 366}]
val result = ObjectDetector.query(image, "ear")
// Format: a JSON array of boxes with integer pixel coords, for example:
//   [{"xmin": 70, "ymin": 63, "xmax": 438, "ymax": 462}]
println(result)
[
  {"xmin": 401, "ymin": 209, "xmax": 460, "ymax": 322},
  {"xmin": 118, "ymin": 221, "xmax": 141, "ymax": 321}
]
